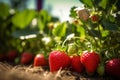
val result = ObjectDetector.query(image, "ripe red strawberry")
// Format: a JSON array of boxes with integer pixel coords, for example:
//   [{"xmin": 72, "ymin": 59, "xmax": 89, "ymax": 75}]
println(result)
[
  {"xmin": 70, "ymin": 55, "xmax": 84, "ymax": 73},
  {"xmin": 90, "ymin": 15, "xmax": 99, "ymax": 22},
  {"xmin": 6, "ymin": 50, "xmax": 18, "ymax": 62},
  {"xmin": 49, "ymin": 50, "xmax": 71, "ymax": 72},
  {"xmin": 81, "ymin": 51, "xmax": 100, "ymax": 75},
  {"xmin": 105, "ymin": 58, "xmax": 120, "ymax": 79},
  {"xmin": 20, "ymin": 52, "xmax": 34, "ymax": 64},
  {"xmin": 34, "ymin": 54, "xmax": 48, "ymax": 67}
]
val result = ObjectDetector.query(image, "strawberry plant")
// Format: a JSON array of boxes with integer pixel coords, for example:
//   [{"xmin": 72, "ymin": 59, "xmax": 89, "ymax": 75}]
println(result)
[
  {"xmin": 68, "ymin": 0, "xmax": 120, "ymax": 78},
  {"xmin": 0, "ymin": 0, "xmax": 120, "ymax": 79},
  {"xmin": 70, "ymin": 0, "xmax": 120, "ymax": 57}
]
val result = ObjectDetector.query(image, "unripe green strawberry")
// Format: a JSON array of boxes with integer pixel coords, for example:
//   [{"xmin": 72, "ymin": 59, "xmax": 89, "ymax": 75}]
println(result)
[
  {"xmin": 81, "ymin": 51, "xmax": 100, "ymax": 75},
  {"xmin": 49, "ymin": 50, "xmax": 71, "ymax": 72},
  {"xmin": 97, "ymin": 64, "xmax": 105, "ymax": 76},
  {"xmin": 67, "ymin": 43, "xmax": 77, "ymax": 55}
]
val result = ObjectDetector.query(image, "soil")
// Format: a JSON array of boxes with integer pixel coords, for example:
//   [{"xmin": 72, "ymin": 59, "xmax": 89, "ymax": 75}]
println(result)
[{"xmin": 0, "ymin": 62, "xmax": 114, "ymax": 80}]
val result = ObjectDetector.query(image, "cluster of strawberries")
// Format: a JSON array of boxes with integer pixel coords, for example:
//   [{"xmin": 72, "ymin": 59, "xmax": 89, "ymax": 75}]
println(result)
[
  {"xmin": 0, "ymin": 49, "xmax": 120, "ymax": 79},
  {"xmin": 0, "ymin": 50, "xmax": 34, "ymax": 64},
  {"xmin": 34, "ymin": 50, "xmax": 120, "ymax": 79}
]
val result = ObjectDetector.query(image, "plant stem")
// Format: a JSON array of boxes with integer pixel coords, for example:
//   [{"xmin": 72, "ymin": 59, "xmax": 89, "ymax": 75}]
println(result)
[
  {"xmin": 83, "ymin": 22, "xmax": 99, "ymax": 50},
  {"xmin": 98, "ymin": 24, "xmax": 102, "ymax": 45}
]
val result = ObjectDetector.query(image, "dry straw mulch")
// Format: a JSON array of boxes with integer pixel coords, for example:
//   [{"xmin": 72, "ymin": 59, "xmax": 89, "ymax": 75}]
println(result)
[{"xmin": 0, "ymin": 62, "xmax": 113, "ymax": 80}]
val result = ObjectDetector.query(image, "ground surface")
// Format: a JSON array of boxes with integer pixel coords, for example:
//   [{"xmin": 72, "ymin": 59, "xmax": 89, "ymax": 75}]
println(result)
[{"xmin": 0, "ymin": 62, "xmax": 114, "ymax": 80}]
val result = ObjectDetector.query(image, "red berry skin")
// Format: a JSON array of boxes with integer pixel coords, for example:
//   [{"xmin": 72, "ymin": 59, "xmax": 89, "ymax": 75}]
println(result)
[
  {"xmin": 81, "ymin": 51, "xmax": 100, "ymax": 74},
  {"xmin": 49, "ymin": 50, "xmax": 71, "ymax": 72},
  {"xmin": 34, "ymin": 54, "xmax": 48, "ymax": 67},
  {"xmin": 105, "ymin": 58, "xmax": 120, "ymax": 79},
  {"xmin": 91, "ymin": 15, "xmax": 99, "ymax": 22},
  {"xmin": 70, "ymin": 56, "xmax": 84, "ymax": 73},
  {"xmin": 20, "ymin": 52, "xmax": 34, "ymax": 64},
  {"xmin": 6, "ymin": 50, "xmax": 18, "ymax": 62}
]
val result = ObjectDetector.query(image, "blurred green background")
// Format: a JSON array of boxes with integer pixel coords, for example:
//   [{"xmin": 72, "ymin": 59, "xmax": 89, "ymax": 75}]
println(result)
[{"xmin": 0, "ymin": 0, "xmax": 83, "ymax": 62}]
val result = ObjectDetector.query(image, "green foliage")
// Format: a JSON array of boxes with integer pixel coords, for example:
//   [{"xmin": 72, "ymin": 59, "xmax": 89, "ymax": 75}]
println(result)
[
  {"xmin": 101, "ymin": 19, "xmax": 119, "ymax": 31},
  {"xmin": 0, "ymin": 3, "xmax": 9, "ymax": 18},
  {"xmin": 69, "ymin": 6, "xmax": 77, "ymax": 18},
  {"xmin": 99, "ymin": 0, "xmax": 108, "ymax": 9},
  {"xmin": 38, "ymin": 10, "xmax": 52, "ymax": 31},
  {"xmin": 76, "ymin": 0, "xmax": 120, "ymax": 59},
  {"xmin": 79, "ymin": 0, "xmax": 93, "ymax": 8},
  {"xmin": 12, "ymin": 9, "xmax": 36, "ymax": 29},
  {"xmin": 0, "ymin": 2, "xmax": 59, "ymax": 54},
  {"xmin": 52, "ymin": 22, "xmax": 67, "ymax": 37},
  {"xmin": 76, "ymin": 25, "xmax": 85, "ymax": 39}
]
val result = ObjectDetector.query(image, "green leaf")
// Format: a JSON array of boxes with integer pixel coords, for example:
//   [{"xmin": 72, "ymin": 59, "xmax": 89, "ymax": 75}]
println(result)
[
  {"xmin": 101, "ymin": 30, "xmax": 109, "ymax": 37},
  {"xmin": 94, "ymin": 0, "xmax": 101, "ymax": 6},
  {"xmin": 77, "ymin": 25, "xmax": 85, "ymax": 39},
  {"xmin": 69, "ymin": 6, "xmax": 77, "ymax": 18},
  {"xmin": 90, "ymin": 30, "xmax": 100, "ymax": 38},
  {"xmin": 102, "ymin": 20, "xmax": 119, "ymax": 31},
  {"xmin": 12, "ymin": 9, "xmax": 36, "ymax": 29},
  {"xmin": 79, "ymin": 0, "xmax": 93, "ymax": 8},
  {"xmin": 52, "ymin": 23, "xmax": 67, "ymax": 37},
  {"xmin": 38, "ymin": 18, "xmax": 44, "ymax": 31},
  {"xmin": 38, "ymin": 10, "xmax": 51, "ymax": 31},
  {"xmin": 109, "ymin": 15, "xmax": 115, "ymax": 22},
  {"xmin": 0, "ymin": 3, "xmax": 9, "ymax": 18},
  {"xmin": 99, "ymin": 0, "xmax": 108, "ymax": 9},
  {"xmin": 39, "ymin": 10, "xmax": 51, "ymax": 22}
]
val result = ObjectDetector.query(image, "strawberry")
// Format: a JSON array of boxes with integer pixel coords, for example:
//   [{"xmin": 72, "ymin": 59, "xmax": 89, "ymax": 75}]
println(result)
[
  {"xmin": 67, "ymin": 43, "xmax": 78, "ymax": 55},
  {"xmin": 90, "ymin": 15, "xmax": 99, "ymax": 22},
  {"xmin": 49, "ymin": 50, "xmax": 71, "ymax": 72},
  {"xmin": 34, "ymin": 54, "xmax": 48, "ymax": 67},
  {"xmin": 81, "ymin": 51, "xmax": 100, "ymax": 75},
  {"xmin": 6, "ymin": 50, "xmax": 18, "ymax": 62},
  {"xmin": 105, "ymin": 58, "xmax": 120, "ymax": 79},
  {"xmin": 20, "ymin": 52, "xmax": 34, "ymax": 64},
  {"xmin": 70, "ymin": 55, "xmax": 84, "ymax": 73}
]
